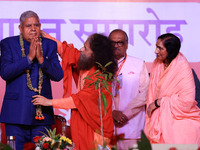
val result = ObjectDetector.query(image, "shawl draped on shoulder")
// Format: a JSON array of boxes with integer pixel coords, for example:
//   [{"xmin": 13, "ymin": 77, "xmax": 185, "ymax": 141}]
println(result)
[
  {"xmin": 144, "ymin": 53, "xmax": 200, "ymax": 145},
  {"xmin": 44, "ymin": 34, "xmax": 80, "ymax": 97},
  {"xmin": 61, "ymin": 41, "xmax": 80, "ymax": 97}
]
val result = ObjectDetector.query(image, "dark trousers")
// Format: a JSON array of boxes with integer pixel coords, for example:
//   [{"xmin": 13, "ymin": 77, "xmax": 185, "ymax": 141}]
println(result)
[{"xmin": 5, "ymin": 124, "xmax": 51, "ymax": 150}]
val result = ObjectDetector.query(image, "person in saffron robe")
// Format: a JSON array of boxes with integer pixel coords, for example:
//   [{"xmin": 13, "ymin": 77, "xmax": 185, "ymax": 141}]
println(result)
[
  {"xmin": 144, "ymin": 33, "xmax": 200, "ymax": 145},
  {"xmin": 32, "ymin": 33, "xmax": 117, "ymax": 150}
]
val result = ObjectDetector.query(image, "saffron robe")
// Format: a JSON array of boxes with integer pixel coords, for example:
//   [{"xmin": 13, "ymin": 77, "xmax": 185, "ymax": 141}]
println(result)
[
  {"xmin": 144, "ymin": 53, "xmax": 200, "ymax": 145},
  {"xmin": 53, "ymin": 41, "xmax": 114, "ymax": 150}
]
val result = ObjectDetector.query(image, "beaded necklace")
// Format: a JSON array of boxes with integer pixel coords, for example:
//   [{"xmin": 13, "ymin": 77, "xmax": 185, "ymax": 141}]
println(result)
[
  {"xmin": 20, "ymin": 34, "xmax": 43, "ymax": 94},
  {"xmin": 20, "ymin": 34, "xmax": 44, "ymax": 120}
]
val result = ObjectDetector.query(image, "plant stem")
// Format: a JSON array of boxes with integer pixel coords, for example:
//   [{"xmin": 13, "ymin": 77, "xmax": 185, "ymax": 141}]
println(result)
[{"xmin": 98, "ymin": 83, "xmax": 104, "ymax": 147}]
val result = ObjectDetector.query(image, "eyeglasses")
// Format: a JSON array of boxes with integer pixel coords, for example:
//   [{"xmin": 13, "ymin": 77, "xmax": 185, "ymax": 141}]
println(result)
[{"xmin": 111, "ymin": 41, "xmax": 126, "ymax": 47}]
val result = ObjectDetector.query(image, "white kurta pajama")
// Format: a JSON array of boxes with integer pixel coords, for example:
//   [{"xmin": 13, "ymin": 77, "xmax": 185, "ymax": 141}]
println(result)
[{"xmin": 113, "ymin": 55, "xmax": 149, "ymax": 149}]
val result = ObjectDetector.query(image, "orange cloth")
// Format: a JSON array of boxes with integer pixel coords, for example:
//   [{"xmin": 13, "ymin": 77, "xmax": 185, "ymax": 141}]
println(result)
[
  {"xmin": 51, "ymin": 40, "xmax": 114, "ymax": 150},
  {"xmin": 52, "ymin": 96, "xmax": 110, "ymax": 147},
  {"xmin": 44, "ymin": 33, "xmax": 80, "ymax": 97},
  {"xmin": 61, "ymin": 41, "xmax": 80, "ymax": 97},
  {"xmin": 144, "ymin": 53, "xmax": 200, "ymax": 145},
  {"xmin": 71, "ymin": 67, "xmax": 114, "ymax": 150}
]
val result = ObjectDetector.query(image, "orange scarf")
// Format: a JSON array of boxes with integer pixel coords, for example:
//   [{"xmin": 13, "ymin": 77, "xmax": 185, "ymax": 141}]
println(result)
[{"xmin": 61, "ymin": 41, "xmax": 80, "ymax": 97}]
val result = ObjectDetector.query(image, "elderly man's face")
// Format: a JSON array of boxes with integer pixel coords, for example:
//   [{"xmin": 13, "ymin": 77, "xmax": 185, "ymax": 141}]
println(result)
[
  {"xmin": 19, "ymin": 17, "xmax": 41, "ymax": 42},
  {"xmin": 109, "ymin": 31, "xmax": 128, "ymax": 60}
]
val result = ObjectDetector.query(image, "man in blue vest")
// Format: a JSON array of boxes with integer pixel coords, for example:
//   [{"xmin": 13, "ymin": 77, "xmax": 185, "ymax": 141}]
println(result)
[{"xmin": 0, "ymin": 10, "xmax": 63, "ymax": 150}]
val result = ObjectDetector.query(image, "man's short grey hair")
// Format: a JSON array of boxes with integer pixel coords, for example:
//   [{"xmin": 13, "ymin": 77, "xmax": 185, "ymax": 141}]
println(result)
[{"xmin": 20, "ymin": 10, "xmax": 40, "ymax": 25}]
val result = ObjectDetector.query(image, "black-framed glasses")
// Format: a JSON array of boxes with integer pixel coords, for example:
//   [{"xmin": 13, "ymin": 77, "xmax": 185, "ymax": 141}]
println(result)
[{"xmin": 111, "ymin": 41, "xmax": 125, "ymax": 47}]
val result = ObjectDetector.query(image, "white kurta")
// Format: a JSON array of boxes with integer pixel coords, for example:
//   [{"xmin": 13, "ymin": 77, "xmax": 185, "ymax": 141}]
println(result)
[{"xmin": 113, "ymin": 55, "xmax": 149, "ymax": 139}]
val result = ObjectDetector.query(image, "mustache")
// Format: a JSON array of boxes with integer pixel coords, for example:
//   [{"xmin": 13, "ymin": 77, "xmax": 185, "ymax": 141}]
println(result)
[
  {"xmin": 114, "ymin": 47, "xmax": 120, "ymax": 51},
  {"xmin": 78, "ymin": 52, "xmax": 95, "ymax": 71}
]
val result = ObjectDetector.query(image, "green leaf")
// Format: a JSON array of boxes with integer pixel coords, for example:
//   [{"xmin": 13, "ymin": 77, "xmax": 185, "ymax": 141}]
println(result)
[
  {"xmin": 88, "ymin": 82, "xmax": 95, "ymax": 88},
  {"xmin": 102, "ymin": 93, "xmax": 107, "ymax": 115},
  {"xmin": 92, "ymin": 70, "xmax": 100, "ymax": 77},
  {"xmin": 52, "ymin": 128, "xmax": 56, "ymax": 137},
  {"xmin": 84, "ymin": 61, "xmax": 119, "ymax": 117},
  {"xmin": 84, "ymin": 77, "xmax": 94, "ymax": 81},
  {"xmin": 96, "ymin": 62, "xmax": 103, "ymax": 68},
  {"xmin": 107, "ymin": 84, "xmax": 112, "ymax": 88},
  {"xmin": 137, "ymin": 131, "xmax": 152, "ymax": 150},
  {"xmin": 96, "ymin": 74, "xmax": 104, "ymax": 78},
  {"xmin": 102, "ymin": 80, "xmax": 108, "ymax": 90},
  {"xmin": 94, "ymin": 69, "xmax": 100, "ymax": 74},
  {"xmin": 42, "ymin": 128, "xmax": 57, "ymax": 139},
  {"xmin": 104, "ymin": 61, "xmax": 113, "ymax": 68},
  {"xmin": 95, "ymin": 82, "xmax": 99, "ymax": 90},
  {"xmin": 108, "ymin": 72, "xmax": 113, "ymax": 79},
  {"xmin": 83, "ymin": 74, "xmax": 92, "ymax": 78},
  {"xmin": 107, "ymin": 90, "xmax": 114, "ymax": 100},
  {"xmin": 104, "ymin": 74, "xmax": 108, "ymax": 81}
]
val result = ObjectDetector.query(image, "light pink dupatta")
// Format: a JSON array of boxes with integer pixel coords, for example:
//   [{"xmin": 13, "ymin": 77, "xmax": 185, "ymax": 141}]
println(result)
[{"xmin": 144, "ymin": 53, "xmax": 200, "ymax": 145}]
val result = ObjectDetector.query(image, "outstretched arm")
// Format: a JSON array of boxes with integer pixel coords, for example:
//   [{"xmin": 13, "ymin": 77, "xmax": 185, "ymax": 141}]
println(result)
[
  {"xmin": 32, "ymin": 95, "xmax": 76, "ymax": 109},
  {"xmin": 32, "ymin": 95, "xmax": 52, "ymax": 106},
  {"xmin": 40, "ymin": 30, "xmax": 63, "ymax": 58}
]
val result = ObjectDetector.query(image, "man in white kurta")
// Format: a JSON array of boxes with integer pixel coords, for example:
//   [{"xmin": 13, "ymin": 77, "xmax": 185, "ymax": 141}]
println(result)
[{"xmin": 109, "ymin": 29, "xmax": 149, "ymax": 149}]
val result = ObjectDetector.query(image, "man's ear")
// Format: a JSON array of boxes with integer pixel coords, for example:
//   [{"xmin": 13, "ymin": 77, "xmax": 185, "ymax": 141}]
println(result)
[
  {"xmin": 125, "ymin": 42, "xmax": 128, "ymax": 51},
  {"xmin": 18, "ymin": 25, "xmax": 22, "ymax": 33}
]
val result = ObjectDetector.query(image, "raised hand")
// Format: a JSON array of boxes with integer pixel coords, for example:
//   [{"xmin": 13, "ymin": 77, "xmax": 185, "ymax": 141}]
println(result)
[
  {"xmin": 40, "ymin": 30, "xmax": 47, "ymax": 37},
  {"xmin": 35, "ymin": 38, "xmax": 44, "ymax": 64},
  {"xmin": 28, "ymin": 37, "xmax": 37, "ymax": 61}
]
